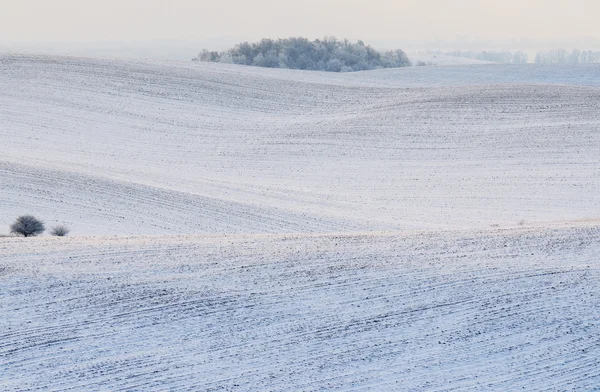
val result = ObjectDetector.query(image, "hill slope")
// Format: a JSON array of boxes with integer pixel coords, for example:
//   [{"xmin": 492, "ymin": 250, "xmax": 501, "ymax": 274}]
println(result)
[
  {"xmin": 1, "ymin": 55, "xmax": 599, "ymax": 234},
  {"xmin": 1, "ymin": 224, "xmax": 599, "ymax": 390},
  {"xmin": 1, "ymin": 55, "xmax": 600, "ymax": 391}
]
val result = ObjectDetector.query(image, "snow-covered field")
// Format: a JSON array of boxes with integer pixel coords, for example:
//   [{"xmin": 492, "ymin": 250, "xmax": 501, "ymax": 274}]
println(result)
[
  {"xmin": 408, "ymin": 53, "xmax": 494, "ymax": 66},
  {"xmin": 2, "ymin": 225, "xmax": 600, "ymax": 390},
  {"xmin": 1, "ymin": 54, "xmax": 599, "ymax": 390},
  {"xmin": 1, "ymin": 55, "xmax": 599, "ymax": 234}
]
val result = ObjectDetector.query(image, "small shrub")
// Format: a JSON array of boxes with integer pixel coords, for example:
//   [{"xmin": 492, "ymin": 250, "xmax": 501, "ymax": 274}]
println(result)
[
  {"xmin": 50, "ymin": 225, "xmax": 70, "ymax": 237},
  {"xmin": 10, "ymin": 215, "xmax": 45, "ymax": 237}
]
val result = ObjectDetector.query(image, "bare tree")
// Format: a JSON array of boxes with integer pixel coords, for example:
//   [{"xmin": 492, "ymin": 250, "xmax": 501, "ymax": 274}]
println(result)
[
  {"xmin": 50, "ymin": 225, "xmax": 70, "ymax": 237},
  {"xmin": 10, "ymin": 215, "xmax": 45, "ymax": 237}
]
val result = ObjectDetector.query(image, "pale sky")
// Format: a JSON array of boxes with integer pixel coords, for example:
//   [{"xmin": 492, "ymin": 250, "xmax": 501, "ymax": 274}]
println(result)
[{"xmin": 1, "ymin": 0, "xmax": 599, "ymax": 43}]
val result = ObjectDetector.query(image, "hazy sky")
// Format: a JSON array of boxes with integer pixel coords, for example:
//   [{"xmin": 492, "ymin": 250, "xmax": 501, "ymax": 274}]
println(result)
[{"xmin": 1, "ymin": 0, "xmax": 599, "ymax": 43}]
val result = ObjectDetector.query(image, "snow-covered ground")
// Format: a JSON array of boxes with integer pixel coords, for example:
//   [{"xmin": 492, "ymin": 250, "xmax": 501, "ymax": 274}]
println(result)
[
  {"xmin": 1, "ymin": 224, "xmax": 599, "ymax": 390},
  {"xmin": 1, "ymin": 54, "xmax": 600, "ymax": 390},
  {"xmin": 1, "ymin": 55, "xmax": 599, "ymax": 234}
]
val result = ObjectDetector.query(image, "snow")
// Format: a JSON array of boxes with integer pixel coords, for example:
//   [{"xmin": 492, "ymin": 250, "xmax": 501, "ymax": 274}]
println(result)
[
  {"xmin": 1, "ymin": 225, "xmax": 599, "ymax": 390},
  {"xmin": 1, "ymin": 55, "xmax": 599, "ymax": 235},
  {"xmin": 1, "ymin": 54, "xmax": 600, "ymax": 390}
]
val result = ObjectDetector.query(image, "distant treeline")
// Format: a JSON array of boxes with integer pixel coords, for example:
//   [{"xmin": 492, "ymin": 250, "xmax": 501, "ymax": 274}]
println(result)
[
  {"xmin": 427, "ymin": 50, "xmax": 529, "ymax": 64},
  {"xmin": 193, "ymin": 37, "xmax": 411, "ymax": 72},
  {"xmin": 534, "ymin": 49, "xmax": 600, "ymax": 64}
]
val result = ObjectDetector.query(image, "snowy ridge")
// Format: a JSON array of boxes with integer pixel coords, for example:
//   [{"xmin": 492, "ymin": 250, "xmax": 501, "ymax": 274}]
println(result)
[{"xmin": 1, "ymin": 224, "xmax": 599, "ymax": 390}]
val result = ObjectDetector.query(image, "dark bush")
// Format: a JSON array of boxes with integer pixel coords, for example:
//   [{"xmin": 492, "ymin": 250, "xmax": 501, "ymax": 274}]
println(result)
[
  {"xmin": 50, "ymin": 225, "xmax": 70, "ymax": 237},
  {"xmin": 10, "ymin": 215, "xmax": 45, "ymax": 237}
]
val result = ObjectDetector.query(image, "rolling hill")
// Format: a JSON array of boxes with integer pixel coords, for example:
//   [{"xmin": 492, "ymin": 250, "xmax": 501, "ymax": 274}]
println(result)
[
  {"xmin": 1, "ymin": 55, "xmax": 599, "ymax": 234},
  {"xmin": 1, "ymin": 54, "xmax": 599, "ymax": 390}
]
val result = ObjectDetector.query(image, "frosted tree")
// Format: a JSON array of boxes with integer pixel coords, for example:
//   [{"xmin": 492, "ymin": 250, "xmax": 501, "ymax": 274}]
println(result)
[
  {"xmin": 10, "ymin": 215, "xmax": 45, "ymax": 237},
  {"xmin": 193, "ymin": 37, "xmax": 411, "ymax": 72}
]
